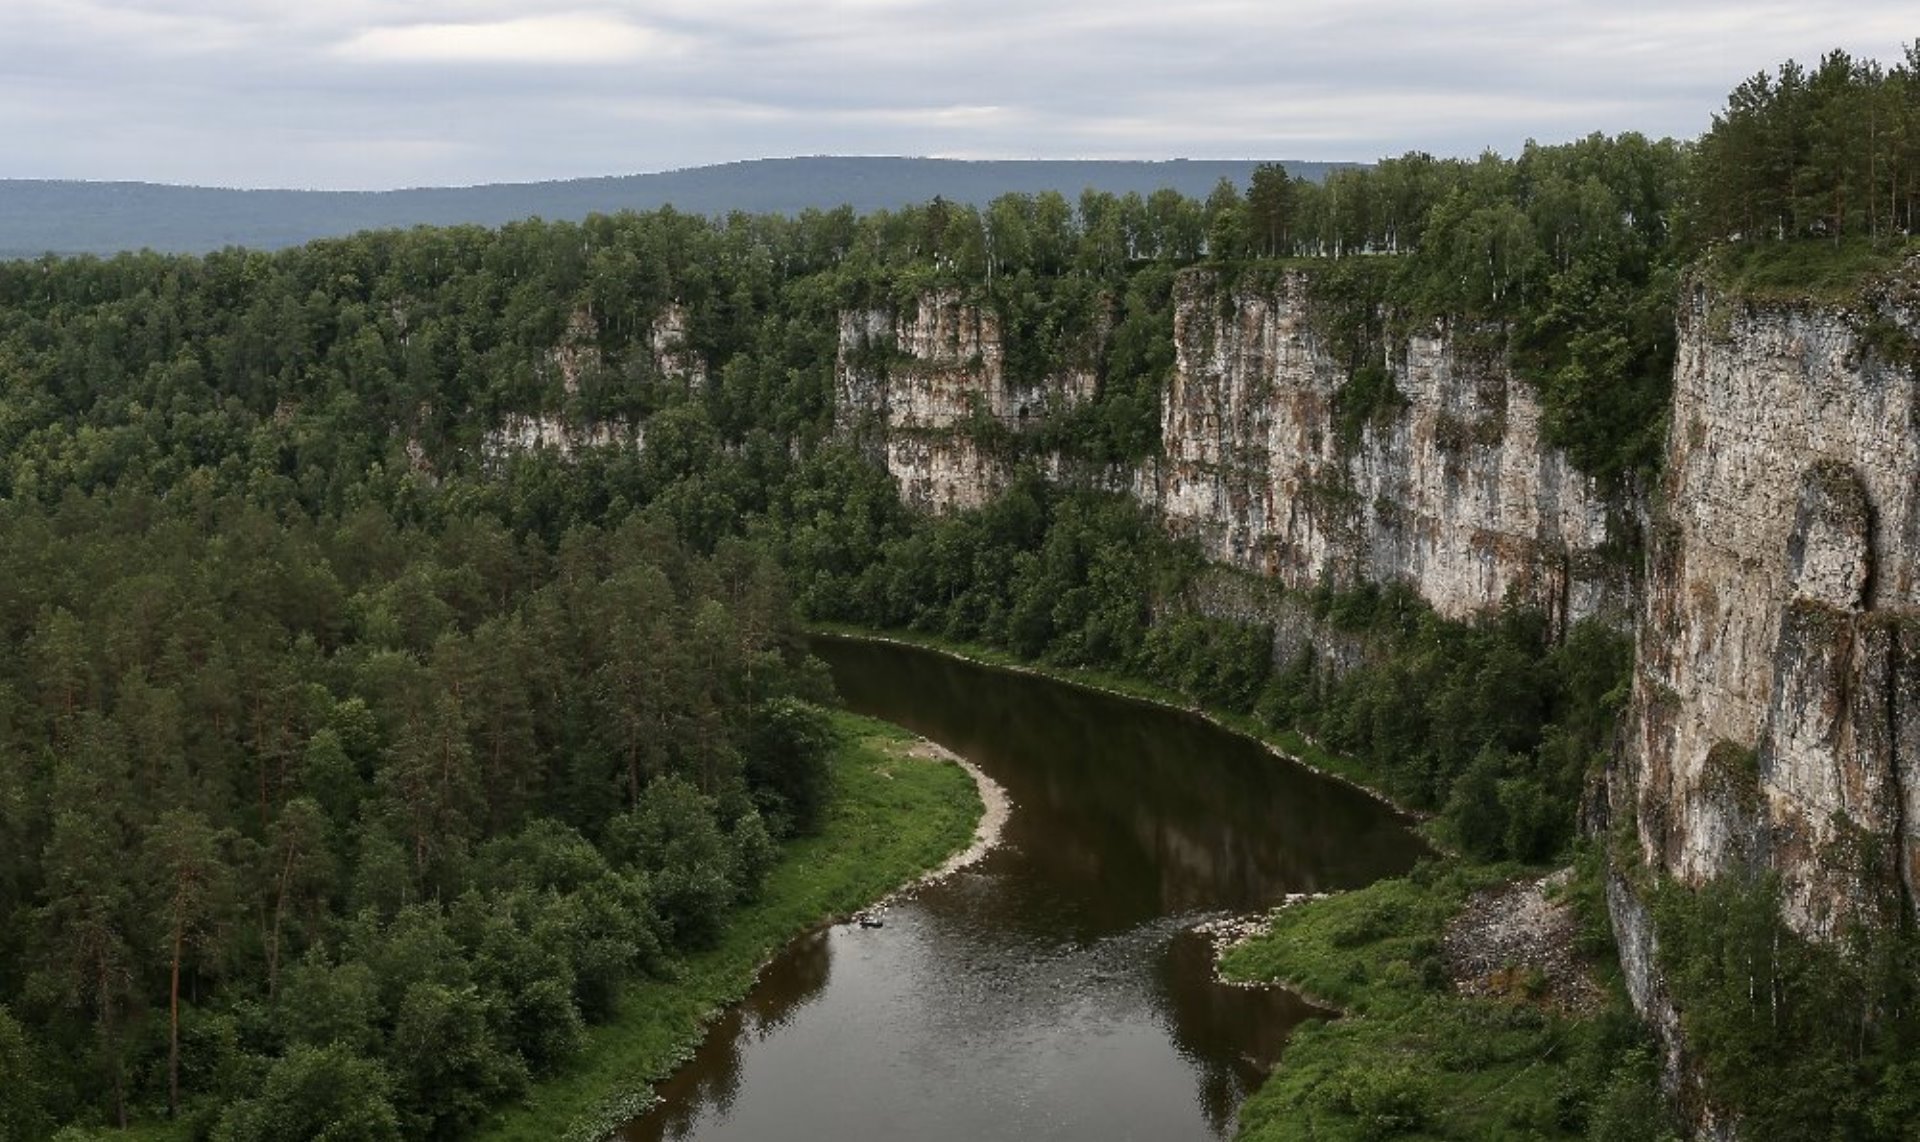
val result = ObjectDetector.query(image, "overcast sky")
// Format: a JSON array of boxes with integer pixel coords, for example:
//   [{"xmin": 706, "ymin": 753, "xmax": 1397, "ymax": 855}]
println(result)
[{"xmin": 4, "ymin": 0, "xmax": 1914, "ymax": 190}]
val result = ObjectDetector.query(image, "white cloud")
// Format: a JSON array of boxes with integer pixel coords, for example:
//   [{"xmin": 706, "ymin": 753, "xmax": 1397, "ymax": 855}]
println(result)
[{"xmin": 335, "ymin": 13, "xmax": 686, "ymax": 65}]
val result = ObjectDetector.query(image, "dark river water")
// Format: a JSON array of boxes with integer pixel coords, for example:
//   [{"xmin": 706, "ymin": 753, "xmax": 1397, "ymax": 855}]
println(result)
[{"xmin": 620, "ymin": 636, "xmax": 1426, "ymax": 1141}]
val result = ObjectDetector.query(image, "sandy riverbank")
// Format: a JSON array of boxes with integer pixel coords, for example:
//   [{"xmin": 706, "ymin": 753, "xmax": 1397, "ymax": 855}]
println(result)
[{"xmin": 894, "ymin": 737, "xmax": 1012, "ymax": 889}]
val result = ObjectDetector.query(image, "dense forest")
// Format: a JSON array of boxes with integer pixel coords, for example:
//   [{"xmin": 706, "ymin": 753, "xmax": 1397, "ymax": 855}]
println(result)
[
  {"xmin": 0, "ymin": 41, "xmax": 1916, "ymax": 1141},
  {"xmin": 0, "ymin": 493, "xmax": 845, "ymax": 1138}
]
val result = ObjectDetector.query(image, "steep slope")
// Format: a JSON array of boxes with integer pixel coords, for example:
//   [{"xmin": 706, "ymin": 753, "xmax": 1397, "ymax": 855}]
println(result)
[
  {"xmin": 1609, "ymin": 267, "xmax": 1920, "ymax": 938},
  {"xmin": 1144, "ymin": 269, "xmax": 1631, "ymax": 631},
  {"xmin": 836, "ymin": 268, "xmax": 1636, "ymax": 631}
]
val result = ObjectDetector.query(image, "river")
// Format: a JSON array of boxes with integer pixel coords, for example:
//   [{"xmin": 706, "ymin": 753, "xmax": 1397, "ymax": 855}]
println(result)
[{"xmin": 619, "ymin": 636, "xmax": 1427, "ymax": 1141}]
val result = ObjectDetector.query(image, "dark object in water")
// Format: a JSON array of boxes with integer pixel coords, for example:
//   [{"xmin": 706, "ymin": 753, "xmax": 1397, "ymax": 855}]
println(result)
[{"xmin": 857, "ymin": 914, "xmax": 885, "ymax": 929}]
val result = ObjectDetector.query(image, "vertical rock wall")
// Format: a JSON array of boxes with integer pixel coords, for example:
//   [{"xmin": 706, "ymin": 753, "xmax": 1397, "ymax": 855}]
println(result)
[
  {"xmin": 834, "ymin": 289, "xmax": 1097, "ymax": 512},
  {"xmin": 480, "ymin": 303, "xmax": 702, "ymax": 461},
  {"xmin": 1144, "ymin": 269, "xmax": 1628, "ymax": 630},
  {"xmin": 1609, "ymin": 272, "xmax": 1920, "ymax": 938}
]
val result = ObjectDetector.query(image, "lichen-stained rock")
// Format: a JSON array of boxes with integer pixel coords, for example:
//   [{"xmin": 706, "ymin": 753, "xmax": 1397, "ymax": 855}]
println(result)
[
  {"xmin": 1145, "ymin": 269, "xmax": 1626, "ymax": 631},
  {"xmin": 1620, "ymin": 270, "xmax": 1920, "ymax": 928},
  {"xmin": 480, "ymin": 307, "xmax": 628, "ymax": 463},
  {"xmin": 834, "ymin": 289, "xmax": 1098, "ymax": 511},
  {"xmin": 1611, "ymin": 265, "xmax": 1920, "ymax": 945}
]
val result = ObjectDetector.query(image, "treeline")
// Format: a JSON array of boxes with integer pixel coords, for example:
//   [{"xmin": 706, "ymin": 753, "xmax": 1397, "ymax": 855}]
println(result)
[
  {"xmin": 1695, "ymin": 45, "xmax": 1920, "ymax": 244},
  {"xmin": 1652, "ymin": 875, "xmax": 1920, "ymax": 1137},
  {"xmin": 0, "ymin": 491, "xmax": 835, "ymax": 1137},
  {"xmin": 1206, "ymin": 137, "xmax": 1688, "ymax": 485},
  {"xmin": 0, "ymin": 42, "xmax": 1913, "ymax": 1138}
]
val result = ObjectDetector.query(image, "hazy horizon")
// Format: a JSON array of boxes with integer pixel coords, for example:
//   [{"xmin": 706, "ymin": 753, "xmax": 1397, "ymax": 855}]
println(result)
[
  {"xmin": 3, "ymin": 155, "xmax": 1343, "ymax": 195},
  {"xmin": 6, "ymin": 1, "xmax": 1914, "ymax": 192}
]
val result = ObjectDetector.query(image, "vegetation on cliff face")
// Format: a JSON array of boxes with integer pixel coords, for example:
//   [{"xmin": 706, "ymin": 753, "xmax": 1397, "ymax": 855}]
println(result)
[
  {"xmin": 1650, "ymin": 875, "xmax": 1920, "ymax": 1139},
  {"xmin": 779, "ymin": 465, "xmax": 1632, "ymax": 865}
]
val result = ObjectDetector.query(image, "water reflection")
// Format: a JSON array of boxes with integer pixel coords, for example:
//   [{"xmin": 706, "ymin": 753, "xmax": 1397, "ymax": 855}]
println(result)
[{"xmin": 621, "ymin": 638, "xmax": 1426, "ymax": 1141}]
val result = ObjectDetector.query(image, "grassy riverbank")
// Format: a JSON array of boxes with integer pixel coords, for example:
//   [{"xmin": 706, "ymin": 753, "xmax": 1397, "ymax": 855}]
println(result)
[
  {"xmin": 64, "ymin": 712, "xmax": 980, "ymax": 1142},
  {"xmin": 477, "ymin": 711, "xmax": 981, "ymax": 1142},
  {"xmin": 1218, "ymin": 859, "xmax": 1672, "ymax": 1141}
]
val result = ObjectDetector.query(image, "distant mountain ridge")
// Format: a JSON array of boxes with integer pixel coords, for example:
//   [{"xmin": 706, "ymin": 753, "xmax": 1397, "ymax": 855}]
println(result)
[{"xmin": 0, "ymin": 156, "xmax": 1351, "ymax": 259}]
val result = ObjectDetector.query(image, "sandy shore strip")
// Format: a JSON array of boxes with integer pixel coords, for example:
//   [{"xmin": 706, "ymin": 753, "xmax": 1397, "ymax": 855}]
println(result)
[{"xmin": 897, "ymin": 737, "xmax": 1012, "ymax": 890}]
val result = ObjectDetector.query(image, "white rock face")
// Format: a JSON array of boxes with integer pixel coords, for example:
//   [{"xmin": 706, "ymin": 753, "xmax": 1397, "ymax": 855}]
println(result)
[
  {"xmin": 1145, "ymin": 270, "xmax": 1625, "ymax": 629},
  {"xmin": 482, "ymin": 414, "xmax": 638, "ymax": 459},
  {"xmin": 649, "ymin": 302, "xmax": 705, "ymax": 387},
  {"xmin": 835, "ymin": 289, "xmax": 1096, "ymax": 512},
  {"xmin": 1613, "ymin": 270, "xmax": 1920, "ymax": 936},
  {"xmin": 481, "ymin": 304, "xmax": 699, "ymax": 463}
]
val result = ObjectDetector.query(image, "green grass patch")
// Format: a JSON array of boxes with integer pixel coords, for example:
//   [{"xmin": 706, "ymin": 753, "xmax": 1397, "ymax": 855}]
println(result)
[
  {"xmin": 476, "ymin": 711, "xmax": 981, "ymax": 1142},
  {"xmin": 1701, "ymin": 238, "xmax": 1919, "ymax": 306},
  {"xmin": 1219, "ymin": 861, "xmax": 1673, "ymax": 1141}
]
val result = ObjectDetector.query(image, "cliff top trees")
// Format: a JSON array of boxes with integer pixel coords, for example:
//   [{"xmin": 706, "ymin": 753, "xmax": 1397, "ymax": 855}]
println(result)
[{"xmin": 1695, "ymin": 44, "xmax": 1920, "ymax": 245}]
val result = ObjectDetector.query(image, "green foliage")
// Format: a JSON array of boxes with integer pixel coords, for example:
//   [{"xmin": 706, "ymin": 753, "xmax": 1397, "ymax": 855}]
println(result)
[
  {"xmin": 1142, "ymin": 615, "xmax": 1273, "ymax": 711},
  {"xmin": 1700, "ymin": 236, "xmax": 1919, "ymax": 304},
  {"xmin": 797, "ymin": 463, "xmax": 1629, "ymax": 867},
  {"xmin": 1221, "ymin": 864, "xmax": 1676, "ymax": 1141},
  {"xmin": 0, "ymin": 1004, "xmax": 51, "ymax": 1139},
  {"xmin": 1652, "ymin": 875, "xmax": 1920, "ymax": 1139},
  {"xmin": 744, "ymin": 697, "xmax": 837, "ymax": 836},
  {"xmin": 2, "ymin": 45, "xmax": 1917, "ymax": 1136},
  {"xmin": 1270, "ymin": 594, "xmax": 1631, "ymax": 862},
  {"xmin": 390, "ymin": 982, "xmax": 527, "ymax": 1139},
  {"xmin": 0, "ymin": 487, "xmax": 853, "ymax": 1136},
  {"xmin": 1694, "ymin": 45, "xmax": 1920, "ymax": 247},
  {"xmin": 1331, "ymin": 362, "xmax": 1405, "ymax": 452},
  {"xmin": 478, "ymin": 714, "xmax": 979, "ymax": 1142},
  {"xmin": 214, "ymin": 1045, "xmax": 401, "ymax": 1142}
]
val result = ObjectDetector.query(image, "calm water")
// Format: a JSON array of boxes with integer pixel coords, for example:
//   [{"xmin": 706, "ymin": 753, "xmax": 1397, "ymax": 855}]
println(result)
[{"xmin": 620, "ymin": 637, "xmax": 1426, "ymax": 1141}]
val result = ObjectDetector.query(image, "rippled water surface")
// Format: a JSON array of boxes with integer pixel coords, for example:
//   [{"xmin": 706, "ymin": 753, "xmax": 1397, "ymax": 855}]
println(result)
[{"xmin": 621, "ymin": 637, "xmax": 1426, "ymax": 1141}]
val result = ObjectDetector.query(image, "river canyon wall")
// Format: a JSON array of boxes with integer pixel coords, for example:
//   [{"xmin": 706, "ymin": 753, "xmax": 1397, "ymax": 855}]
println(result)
[
  {"xmin": 1143, "ymin": 270, "xmax": 1630, "ymax": 631},
  {"xmin": 1608, "ymin": 271, "xmax": 1920, "ymax": 929},
  {"xmin": 834, "ymin": 269, "xmax": 1636, "ymax": 637},
  {"xmin": 833, "ymin": 260, "xmax": 1920, "ymax": 1008},
  {"xmin": 834, "ymin": 289, "xmax": 1099, "ymax": 512}
]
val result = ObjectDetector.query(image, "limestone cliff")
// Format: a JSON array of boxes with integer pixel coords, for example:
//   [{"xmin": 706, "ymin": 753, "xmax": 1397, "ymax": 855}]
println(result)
[
  {"xmin": 831, "ymin": 267, "xmax": 1920, "ymax": 958},
  {"xmin": 839, "ymin": 271, "xmax": 1632, "ymax": 632},
  {"xmin": 835, "ymin": 289, "xmax": 1097, "ymax": 512},
  {"xmin": 480, "ymin": 303, "xmax": 700, "ymax": 462},
  {"xmin": 1144, "ymin": 269, "xmax": 1629, "ymax": 631},
  {"xmin": 1610, "ymin": 270, "xmax": 1920, "ymax": 938}
]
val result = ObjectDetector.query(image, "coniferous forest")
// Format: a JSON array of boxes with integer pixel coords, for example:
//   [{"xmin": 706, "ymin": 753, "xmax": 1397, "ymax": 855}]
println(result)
[{"xmin": 0, "ymin": 42, "xmax": 1918, "ymax": 1141}]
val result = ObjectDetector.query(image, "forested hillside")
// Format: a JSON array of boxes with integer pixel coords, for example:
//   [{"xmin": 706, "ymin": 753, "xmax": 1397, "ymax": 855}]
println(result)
[
  {"xmin": 0, "ymin": 41, "xmax": 1917, "ymax": 1142},
  {"xmin": 0, "ymin": 157, "xmax": 1351, "ymax": 259}
]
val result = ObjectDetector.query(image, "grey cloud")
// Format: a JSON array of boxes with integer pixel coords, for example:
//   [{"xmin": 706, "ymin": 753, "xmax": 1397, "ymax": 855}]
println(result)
[{"xmin": 2, "ymin": 0, "xmax": 1913, "ymax": 188}]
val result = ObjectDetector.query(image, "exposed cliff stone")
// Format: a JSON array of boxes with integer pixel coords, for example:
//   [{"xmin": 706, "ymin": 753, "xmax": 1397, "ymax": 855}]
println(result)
[
  {"xmin": 1601, "ymin": 268, "xmax": 1920, "ymax": 1128},
  {"xmin": 480, "ymin": 304, "xmax": 700, "ymax": 463},
  {"xmin": 1142, "ymin": 269, "xmax": 1630, "ymax": 632},
  {"xmin": 839, "ymin": 272, "xmax": 1631, "ymax": 631},
  {"xmin": 649, "ymin": 302, "xmax": 706, "ymax": 387},
  {"xmin": 834, "ymin": 289, "xmax": 1097, "ymax": 512},
  {"xmin": 1610, "ymin": 271, "xmax": 1920, "ymax": 942}
]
